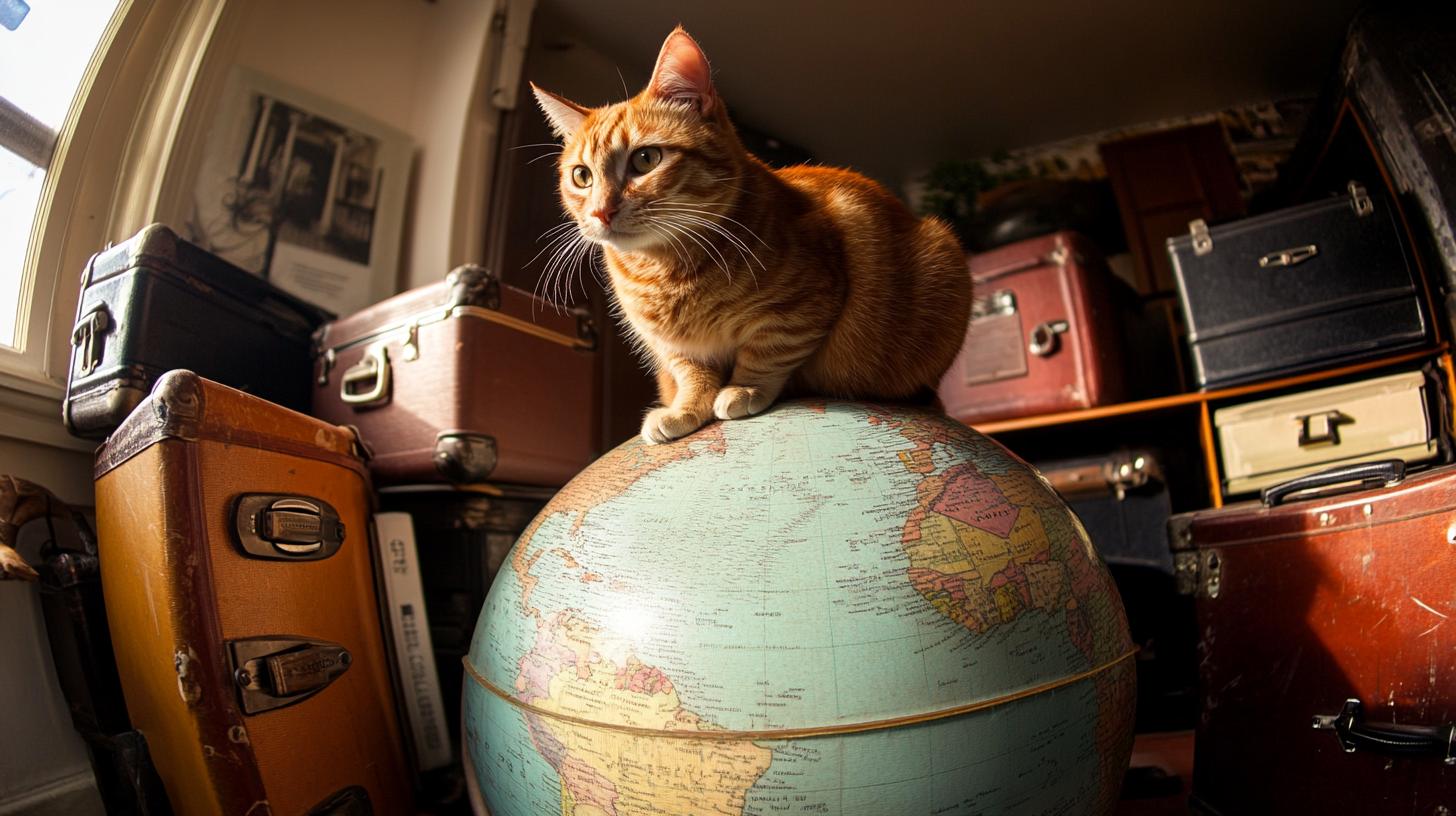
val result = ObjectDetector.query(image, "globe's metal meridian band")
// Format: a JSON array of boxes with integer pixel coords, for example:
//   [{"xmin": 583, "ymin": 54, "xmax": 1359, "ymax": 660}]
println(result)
[{"xmin": 462, "ymin": 646, "xmax": 1137, "ymax": 742}]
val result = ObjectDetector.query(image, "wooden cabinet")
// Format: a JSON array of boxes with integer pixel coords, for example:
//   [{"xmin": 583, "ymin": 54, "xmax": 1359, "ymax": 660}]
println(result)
[{"xmin": 1100, "ymin": 123, "xmax": 1246, "ymax": 295}]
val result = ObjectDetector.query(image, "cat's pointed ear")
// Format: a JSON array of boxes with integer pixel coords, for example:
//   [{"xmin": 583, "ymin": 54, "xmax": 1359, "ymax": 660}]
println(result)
[
  {"xmin": 647, "ymin": 26, "xmax": 716, "ymax": 116},
  {"xmin": 531, "ymin": 83, "xmax": 590, "ymax": 139}
]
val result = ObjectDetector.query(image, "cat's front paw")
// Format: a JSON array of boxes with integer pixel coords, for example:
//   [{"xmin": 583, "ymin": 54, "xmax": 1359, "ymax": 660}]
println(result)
[
  {"xmin": 641, "ymin": 407, "xmax": 709, "ymax": 444},
  {"xmin": 713, "ymin": 386, "xmax": 774, "ymax": 420}
]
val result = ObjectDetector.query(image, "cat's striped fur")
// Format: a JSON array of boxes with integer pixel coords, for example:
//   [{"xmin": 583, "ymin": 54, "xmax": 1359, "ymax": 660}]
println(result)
[{"xmin": 532, "ymin": 27, "xmax": 970, "ymax": 443}]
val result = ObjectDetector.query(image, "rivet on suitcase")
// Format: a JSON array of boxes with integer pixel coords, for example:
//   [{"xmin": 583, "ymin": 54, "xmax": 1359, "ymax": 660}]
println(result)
[{"xmin": 94, "ymin": 371, "xmax": 413, "ymax": 815}]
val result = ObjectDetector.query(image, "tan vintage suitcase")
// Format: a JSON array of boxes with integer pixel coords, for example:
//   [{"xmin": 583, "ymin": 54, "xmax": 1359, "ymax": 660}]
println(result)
[
  {"xmin": 311, "ymin": 264, "xmax": 600, "ymax": 488},
  {"xmin": 95, "ymin": 371, "xmax": 413, "ymax": 815},
  {"xmin": 1214, "ymin": 368, "xmax": 1445, "ymax": 496}
]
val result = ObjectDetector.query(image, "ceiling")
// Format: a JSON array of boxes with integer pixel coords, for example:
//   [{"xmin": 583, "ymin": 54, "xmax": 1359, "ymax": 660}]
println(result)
[{"xmin": 534, "ymin": 0, "xmax": 1363, "ymax": 189}]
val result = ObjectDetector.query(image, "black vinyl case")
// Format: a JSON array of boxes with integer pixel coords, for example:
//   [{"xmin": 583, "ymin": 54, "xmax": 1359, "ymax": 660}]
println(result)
[
  {"xmin": 63, "ymin": 223, "xmax": 331, "ymax": 439},
  {"xmin": 1168, "ymin": 182, "xmax": 1430, "ymax": 388}
]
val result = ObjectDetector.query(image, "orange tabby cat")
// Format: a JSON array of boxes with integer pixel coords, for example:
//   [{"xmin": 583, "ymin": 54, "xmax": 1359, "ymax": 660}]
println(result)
[{"xmin": 532, "ymin": 26, "xmax": 970, "ymax": 443}]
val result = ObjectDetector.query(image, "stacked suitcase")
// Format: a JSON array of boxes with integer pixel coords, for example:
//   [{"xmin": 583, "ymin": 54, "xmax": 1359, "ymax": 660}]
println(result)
[
  {"xmin": 32, "ymin": 223, "xmax": 601, "ymax": 813},
  {"xmin": 1170, "ymin": 461, "xmax": 1456, "ymax": 813}
]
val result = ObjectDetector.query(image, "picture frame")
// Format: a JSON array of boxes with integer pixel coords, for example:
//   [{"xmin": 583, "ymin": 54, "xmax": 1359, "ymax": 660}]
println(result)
[{"xmin": 186, "ymin": 66, "xmax": 413, "ymax": 316}]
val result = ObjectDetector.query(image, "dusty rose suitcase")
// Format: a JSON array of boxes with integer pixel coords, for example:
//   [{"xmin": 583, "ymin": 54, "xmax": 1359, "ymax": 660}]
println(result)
[
  {"xmin": 311, "ymin": 265, "xmax": 600, "ymax": 487},
  {"xmin": 939, "ymin": 231, "xmax": 1131, "ymax": 424},
  {"xmin": 1168, "ymin": 460, "xmax": 1456, "ymax": 814}
]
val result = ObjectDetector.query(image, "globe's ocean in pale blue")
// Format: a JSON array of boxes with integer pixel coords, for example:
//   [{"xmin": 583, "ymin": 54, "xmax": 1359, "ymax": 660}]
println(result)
[{"xmin": 465, "ymin": 401, "xmax": 1135, "ymax": 815}]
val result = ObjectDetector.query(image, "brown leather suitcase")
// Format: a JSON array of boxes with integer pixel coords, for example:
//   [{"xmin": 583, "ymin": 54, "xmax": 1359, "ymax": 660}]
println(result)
[
  {"xmin": 939, "ymin": 231, "xmax": 1131, "ymax": 424},
  {"xmin": 94, "ymin": 371, "xmax": 413, "ymax": 815},
  {"xmin": 311, "ymin": 265, "xmax": 600, "ymax": 487},
  {"xmin": 1168, "ymin": 460, "xmax": 1456, "ymax": 815}
]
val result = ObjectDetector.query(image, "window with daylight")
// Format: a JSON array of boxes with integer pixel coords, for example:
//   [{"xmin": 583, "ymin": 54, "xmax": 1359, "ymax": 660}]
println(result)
[{"xmin": 0, "ymin": 0, "xmax": 120, "ymax": 349}]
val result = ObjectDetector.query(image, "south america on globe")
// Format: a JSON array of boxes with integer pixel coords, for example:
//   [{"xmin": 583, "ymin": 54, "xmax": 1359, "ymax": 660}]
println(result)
[{"xmin": 464, "ymin": 400, "xmax": 1136, "ymax": 815}]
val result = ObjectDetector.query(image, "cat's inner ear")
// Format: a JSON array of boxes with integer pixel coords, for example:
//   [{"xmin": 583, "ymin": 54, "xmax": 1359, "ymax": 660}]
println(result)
[
  {"xmin": 647, "ymin": 27, "xmax": 715, "ymax": 116},
  {"xmin": 531, "ymin": 83, "xmax": 590, "ymax": 139}
]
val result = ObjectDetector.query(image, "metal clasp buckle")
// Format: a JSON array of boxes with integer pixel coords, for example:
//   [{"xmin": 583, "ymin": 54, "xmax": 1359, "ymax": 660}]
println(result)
[
  {"xmin": 1028, "ymin": 320, "xmax": 1070, "ymax": 357},
  {"xmin": 1348, "ymin": 181, "xmax": 1373, "ymax": 217},
  {"xmin": 1190, "ymin": 219, "xmax": 1213, "ymax": 256},
  {"xmin": 70, "ymin": 304, "xmax": 111, "ymax": 377}
]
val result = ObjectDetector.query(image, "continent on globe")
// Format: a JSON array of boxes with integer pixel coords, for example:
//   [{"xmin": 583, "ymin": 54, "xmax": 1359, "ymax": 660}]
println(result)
[{"xmin": 513, "ymin": 611, "xmax": 772, "ymax": 815}]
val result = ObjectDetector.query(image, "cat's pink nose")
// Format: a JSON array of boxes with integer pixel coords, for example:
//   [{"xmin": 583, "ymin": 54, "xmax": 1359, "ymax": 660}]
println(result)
[{"xmin": 591, "ymin": 205, "xmax": 618, "ymax": 226}]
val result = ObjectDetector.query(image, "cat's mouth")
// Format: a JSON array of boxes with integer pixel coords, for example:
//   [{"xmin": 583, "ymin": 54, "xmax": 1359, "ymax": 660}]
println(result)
[{"xmin": 581, "ymin": 221, "xmax": 658, "ymax": 252}]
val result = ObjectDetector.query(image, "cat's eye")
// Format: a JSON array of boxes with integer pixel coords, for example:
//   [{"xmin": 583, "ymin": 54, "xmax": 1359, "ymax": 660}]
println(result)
[
  {"xmin": 571, "ymin": 165, "xmax": 593, "ymax": 188},
  {"xmin": 630, "ymin": 147, "xmax": 663, "ymax": 174}
]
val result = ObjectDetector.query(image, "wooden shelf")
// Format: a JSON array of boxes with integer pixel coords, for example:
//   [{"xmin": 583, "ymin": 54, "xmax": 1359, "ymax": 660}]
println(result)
[{"xmin": 970, "ymin": 345, "xmax": 1447, "ymax": 435}]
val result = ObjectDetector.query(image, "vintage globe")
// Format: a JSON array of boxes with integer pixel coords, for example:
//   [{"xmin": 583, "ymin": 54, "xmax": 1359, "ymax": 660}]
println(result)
[{"xmin": 463, "ymin": 401, "xmax": 1136, "ymax": 815}]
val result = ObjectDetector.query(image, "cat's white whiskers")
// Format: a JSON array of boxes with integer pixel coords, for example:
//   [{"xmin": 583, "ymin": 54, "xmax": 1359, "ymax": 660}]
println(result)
[
  {"xmin": 528, "ymin": 228, "xmax": 584, "ymax": 315},
  {"xmin": 643, "ymin": 223, "xmax": 690, "ymax": 268},
  {"xmin": 646, "ymin": 204, "xmax": 771, "ymax": 250},
  {"xmin": 655, "ymin": 211, "xmax": 765, "ymax": 272},
  {"xmin": 654, "ymin": 217, "xmax": 732, "ymax": 282},
  {"xmin": 541, "ymin": 233, "xmax": 585, "ymax": 312},
  {"xmin": 527, "ymin": 151, "xmax": 564, "ymax": 165}
]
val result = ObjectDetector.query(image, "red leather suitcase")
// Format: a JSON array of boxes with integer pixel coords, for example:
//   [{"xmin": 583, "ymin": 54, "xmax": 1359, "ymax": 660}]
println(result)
[
  {"xmin": 1168, "ymin": 460, "xmax": 1456, "ymax": 815},
  {"xmin": 939, "ymin": 231, "xmax": 1131, "ymax": 424},
  {"xmin": 311, "ymin": 265, "xmax": 600, "ymax": 487}
]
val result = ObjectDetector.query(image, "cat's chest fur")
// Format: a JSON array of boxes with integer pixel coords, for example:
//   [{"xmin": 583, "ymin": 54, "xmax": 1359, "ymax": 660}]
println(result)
[{"xmin": 605, "ymin": 252, "xmax": 751, "ymax": 361}]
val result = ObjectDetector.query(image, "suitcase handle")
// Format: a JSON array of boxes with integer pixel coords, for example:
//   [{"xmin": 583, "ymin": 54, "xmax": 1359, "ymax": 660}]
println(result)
[
  {"xmin": 340, "ymin": 342, "xmax": 391, "ymax": 405},
  {"xmin": 1260, "ymin": 460, "xmax": 1406, "ymax": 507},
  {"xmin": 1312, "ymin": 698, "xmax": 1456, "ymax": 765}
]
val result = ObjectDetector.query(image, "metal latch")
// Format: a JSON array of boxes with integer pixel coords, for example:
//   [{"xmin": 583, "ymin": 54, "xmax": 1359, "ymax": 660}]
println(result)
[
  {"xmin": 1259, "ymin": 244, "xmax": 1319, "ymax": 268},
  {"xmin": 1190, "ymin": 219, "xmax": 1213, "ymax": 256},
  {"xmin": 340, "ymin": 342, "xmax": 391, "ymax": 406},
  {"xmin": 1348, "ymin": 181, "xmax": 1373, "ymax": 217},
  {"xmin": 70, "ymin": 304, "xmax": 111, "ymax": 377},
  {"xmin": 1172, "ymin": 549, "xmax": 1222, "ymax": 599},
  {"xmin": 1296, "ymin": 410, "xmax": 1350, "ymax": 448},
  {"xmin": 1107, "ymin": 452, "xmax": 1158, "ymax": 501},
  {"xmin": 233, "ymin": 495, "xmax": 345, "ymax": 561},
  {"xmin": 1028, "ymin": 320, "xmax": 1070, "ymax": 357},
  {"xmin": 972, "ymin": 289, "xmax": 1017, "ymax": 321},
  {"xmin": 316, "ymin": 348, "xmax": 336, "ymax": 386},
  {"xmin": 400, "ymin": 322, "xmax": 420, "ymax": 362},
  {"xmin": 230, "ymin": 638, "xmax": 352, "ymax": 715},
  {"xmin": 1169, "ymin": 516, "xmax": 1221, "ymax": 598}
]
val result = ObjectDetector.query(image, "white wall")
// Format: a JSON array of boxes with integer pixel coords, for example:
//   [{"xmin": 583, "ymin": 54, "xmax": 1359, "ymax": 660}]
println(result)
[
  {"xmin": 0, "ymin": 1, "xmax": 515, "ymax": 812},
  {"xmin": 216, "ymin": 0, "xmax": 505, "ymax": 290}
]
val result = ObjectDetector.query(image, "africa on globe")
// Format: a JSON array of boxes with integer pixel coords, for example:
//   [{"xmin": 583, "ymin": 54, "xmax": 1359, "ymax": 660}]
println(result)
[{"xmin": 464, "ymin": 401, "xmax": 1136, "ymax": 815}]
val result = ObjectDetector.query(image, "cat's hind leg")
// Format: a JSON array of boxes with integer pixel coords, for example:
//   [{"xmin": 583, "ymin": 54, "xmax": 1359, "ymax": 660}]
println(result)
[{"xmin": 642, "ymin": 354, "xmax": 722, "ymax": 444}]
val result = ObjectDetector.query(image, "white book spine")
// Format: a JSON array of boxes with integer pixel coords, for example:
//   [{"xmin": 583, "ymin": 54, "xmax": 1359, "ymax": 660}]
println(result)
[{"xmin": 374, "ymin": 512, "xmax": 452, "ymax": 772}]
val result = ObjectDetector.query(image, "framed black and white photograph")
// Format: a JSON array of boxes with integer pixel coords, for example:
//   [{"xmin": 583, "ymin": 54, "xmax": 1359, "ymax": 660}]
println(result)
[{"xmin": 187, "ymin": 67, "xmax": 412, "ymax": 315}]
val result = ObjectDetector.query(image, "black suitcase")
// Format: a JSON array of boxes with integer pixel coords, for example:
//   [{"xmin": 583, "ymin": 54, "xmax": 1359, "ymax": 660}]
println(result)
[
  {"xmin": 377, "ymin": 485, "xmax": 551, "ymax": 750},
  {"xmin": 1034, "ymin": 451, "xmax": 1195, "ymax": 730},
  {"xmin": 1, "ymin": 476, "xmax": 170, "ymax": 814},
  {"xmin": 63, "ymin": 224, "xmax": 331, "ymax": 438},
  {"xmin": 1167, "ymin": 181, "xmax": 1431, "ymax": 388},
  {"xmin": 1340, "ymin": 8, "xmax": 1456, "ymax": 337}
]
